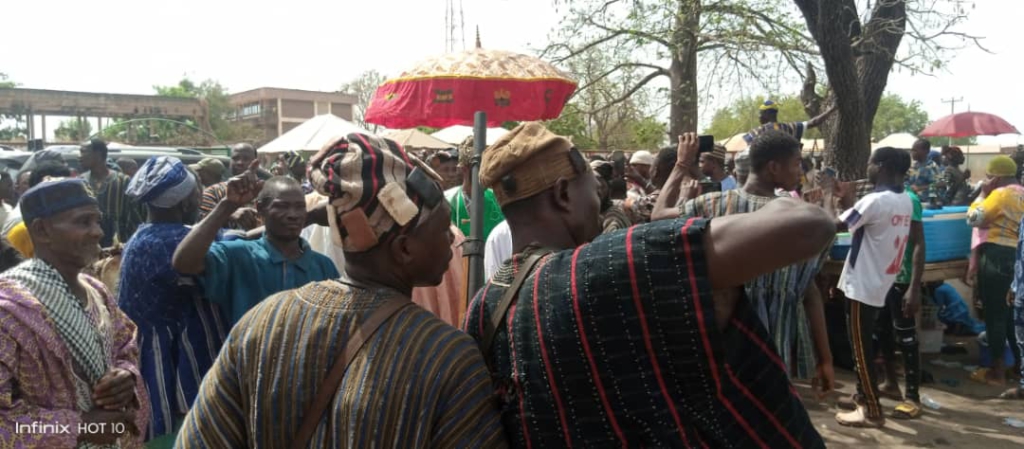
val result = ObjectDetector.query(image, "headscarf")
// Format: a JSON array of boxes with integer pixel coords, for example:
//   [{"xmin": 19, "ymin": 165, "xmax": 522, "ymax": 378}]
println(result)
[
  {"xmin": 126, "ymin": 156, "xmax": 197, "ymax": 208},
  {"xmin": 307, "ymin": 133, "xmax": 443, "ymax": 252}
]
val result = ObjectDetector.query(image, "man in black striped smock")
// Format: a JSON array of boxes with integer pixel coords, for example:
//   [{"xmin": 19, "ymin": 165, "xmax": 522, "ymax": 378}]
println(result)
[
  {"xmin": 465, "ymin": 124, "xmax": 832, "ymax": 448},
  {"xmin": 177, "ymin": 133, "xmax": 507, "ymax": 448}
]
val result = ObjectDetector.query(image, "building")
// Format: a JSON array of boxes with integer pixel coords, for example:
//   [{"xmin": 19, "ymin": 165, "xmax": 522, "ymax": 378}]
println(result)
[{"xmin": 226, "ymin": 87, "xmax": 358, "ymax": 142}]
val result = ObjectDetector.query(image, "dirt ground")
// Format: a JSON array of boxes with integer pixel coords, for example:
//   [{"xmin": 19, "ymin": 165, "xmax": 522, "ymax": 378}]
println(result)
[{"xmin": 795, "ymin": 338, "xmax": 1024, "ymax": 448}]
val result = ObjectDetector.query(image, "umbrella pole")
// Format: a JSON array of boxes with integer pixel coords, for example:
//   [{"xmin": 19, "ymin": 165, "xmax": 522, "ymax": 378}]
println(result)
[{"xmin": 466, "ymin": 111, "xmax": 488, "ymax": 301}]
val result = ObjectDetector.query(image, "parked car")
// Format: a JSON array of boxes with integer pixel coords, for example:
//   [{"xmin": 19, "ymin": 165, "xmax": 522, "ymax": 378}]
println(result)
[{"xmin": 7, "ymin": 144, "xmax": 232, "ymax": 181}]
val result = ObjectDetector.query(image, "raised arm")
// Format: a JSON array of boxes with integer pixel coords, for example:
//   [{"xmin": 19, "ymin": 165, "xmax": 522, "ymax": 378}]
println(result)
[
  {"xmin": 703, "ymin": 197, "xmax": 836, "ymax": 290},
  {"xmin": 173, "ymin": 161, "xmax": 263, "ymax": 275},
  {"xmin": 651, "ymin": 133, "xmax": 702, "ymax": 221},
  {"xmin": 807, "ymin": 106, "xmax": 837, "ymax": 129}
]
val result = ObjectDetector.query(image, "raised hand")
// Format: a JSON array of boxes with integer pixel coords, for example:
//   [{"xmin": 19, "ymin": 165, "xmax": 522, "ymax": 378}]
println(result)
[{"xmin": 225, "ymin": 160, "xmax": 264, "ymax": 207}]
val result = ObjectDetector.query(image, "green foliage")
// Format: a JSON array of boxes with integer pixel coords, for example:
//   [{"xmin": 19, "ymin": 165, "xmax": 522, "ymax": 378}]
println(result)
[
  {"xmin": 546, "ymin": 104, "xmax": 596, "ymax": 149},
  {"xmin": 103, "ymin": 78, "xmax": 261, "ymax": 145},
  {"xmin": 870, "ymin": 94, "xmax": 930, "ymax": 141},
  {"xmin": 340, "ymin": 70, "xmax": 387, "ymax": 130},
  {"xmin": 703, "ymin": 94, "xmax": 819, "ymax": 141},
  {"xmin": 631, "ymin": 116, "xmax": 666, "ymax": 150},
  {"xmin": 0, "ymin": 73, "xmax": 26, "ymax": 141},
  {"xmin": 54, "ymin": 119, "xmax": 92, "ymax": 142}
]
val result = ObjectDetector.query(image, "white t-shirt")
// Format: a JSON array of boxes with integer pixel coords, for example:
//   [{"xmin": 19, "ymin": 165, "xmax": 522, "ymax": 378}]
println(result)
[
  {"xmin": 838, "ymin": 189, "xmax": 913, "ymax": 307},
  {"xmin": 484, "ymin": 220, "xmax": 513, "ymax": 280}
]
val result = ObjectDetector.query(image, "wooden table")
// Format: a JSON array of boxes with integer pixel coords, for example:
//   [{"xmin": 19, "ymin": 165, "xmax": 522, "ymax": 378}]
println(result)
[{"xmin": 821, "ymin": 258, "xmax": 968, "ymax": 282}]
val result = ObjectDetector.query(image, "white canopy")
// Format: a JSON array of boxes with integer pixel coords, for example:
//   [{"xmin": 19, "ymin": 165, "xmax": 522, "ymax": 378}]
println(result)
[
  {"xmin": 876, "ymin": 132, "xmax": 919, "ymax": 149},
  {"xmin": 431, "ymin": 125, "xmax": 509, "ymax": 146},
  {"xmin": 257, "ymin": 114, "xmax": 370, "ymax": 154},
  {"xmin": 383, "ymin": 129, "xmax": 452, "ymax": 150}
]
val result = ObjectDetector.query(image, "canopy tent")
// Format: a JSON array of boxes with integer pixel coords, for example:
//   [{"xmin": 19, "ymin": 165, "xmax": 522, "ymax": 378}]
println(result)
[
  {"xmin": 719, "ymin": 133, "xmax": 748, "ymax": 153},
  {"xmin": 257, "ymin": 114, "xmax": 370, "ymax": 154},
  {"xmin": 876, "ymin": 132, "xmax": 919, "ymax": 149},
  {"xmin": 431, "ymin": 125, "xmax": 509, "ymax": 146},
  {"xmin": 383, "ymin": 129, "xmax": 453, "ymax": 151}
]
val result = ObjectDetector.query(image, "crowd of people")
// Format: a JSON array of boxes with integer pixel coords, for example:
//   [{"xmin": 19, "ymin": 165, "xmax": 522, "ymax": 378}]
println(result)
[{"xmin": 0, "ymin": 99, "xmax": 1021, "ymax": 448}]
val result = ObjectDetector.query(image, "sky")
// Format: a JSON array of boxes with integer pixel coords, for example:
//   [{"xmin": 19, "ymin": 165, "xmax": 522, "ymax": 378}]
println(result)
[{"xmin": 2, "ymin": 0, "xmax": 1022, "ymax": 145}]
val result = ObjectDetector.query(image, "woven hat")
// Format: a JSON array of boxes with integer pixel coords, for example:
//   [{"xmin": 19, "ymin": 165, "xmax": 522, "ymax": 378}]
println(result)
[
  {"xmin": 479, "ymin": 122, "xmax": 588, "ymax": 207},
  {"xmin": 308, "ymin": 133, "xmax": 443, "ymax": 252},
  {"xmin": 987, "ymin": 155, "xmax": 1017, "ymax": 177},
  {"xmin": 709, "ymin": 144, "xmax": 728, "ymax": 162},
  {"xmin": 457, "ymin": 136, "xmax": 475, "ymax": 167},
  {"xmin": 21, "ymin": 178, "xmax": 98, "ymax": 224}
]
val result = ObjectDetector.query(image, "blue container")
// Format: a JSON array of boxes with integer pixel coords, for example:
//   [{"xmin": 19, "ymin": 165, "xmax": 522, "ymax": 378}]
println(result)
[
  {"xmin": 830, "ymin": 232, "xmax": 852, "ymax": 260},
  {"xmin": 922, "ymin": 206, "xmax": 971, "ymax": 262}
]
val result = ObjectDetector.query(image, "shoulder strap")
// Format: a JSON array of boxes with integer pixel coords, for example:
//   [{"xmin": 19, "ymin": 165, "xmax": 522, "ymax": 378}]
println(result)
[
  {"xmin": 480, "ymin": 250, "xmax": 551, "ymax": 370},
  {"xmin": 290, "ymin": 295, "xmax": 412, "ymax": 449}
]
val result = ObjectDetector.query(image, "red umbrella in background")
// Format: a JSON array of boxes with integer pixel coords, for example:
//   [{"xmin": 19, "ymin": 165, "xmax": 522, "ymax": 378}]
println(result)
[
  {"xmin": 364, "ymin": 34, "xmax": 577, "ymax": 303},
  {"xmin": 919, "ymin": 112, "xmax": 1019, "ymax": 138}
]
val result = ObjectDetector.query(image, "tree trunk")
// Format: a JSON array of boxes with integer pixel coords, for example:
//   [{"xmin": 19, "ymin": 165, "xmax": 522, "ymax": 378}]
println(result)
[
  {"xmin": 795, "ymin": 0, "xmax": 907, "ymax": 181},
  {"xmin": 669, "ymin": 0, "xmax": 701, "ymax": 136}
]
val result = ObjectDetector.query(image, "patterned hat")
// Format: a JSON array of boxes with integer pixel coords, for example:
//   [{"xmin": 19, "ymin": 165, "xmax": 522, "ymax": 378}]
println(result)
[
  {"xmin": 479, "ymin": 122, "xmax": 588, "ymax": 207},
  {"xmin": 759, "ymin": 100, "xmax": 780, "ymax": 111},
  {"xmin": 709, "ymin": 144, "xmax": 728, "ymax": 162},
  {"xmin": 458, "ymin": 136, "xmax": 475, "ymax": 167},
  {"xmin": 127, "ymin": 156, "xmax": 197, "ymax": 208},
  {"xmin": 308, "ymin": 133, "xmax": 444, "ymax": 252},
  {"xmin": 20, "ymin": 178, "xmax": 98, "ymax": 224},
  {"xmin": 283, "ymin": 151, "xmax": 305, "ymax": 171}
]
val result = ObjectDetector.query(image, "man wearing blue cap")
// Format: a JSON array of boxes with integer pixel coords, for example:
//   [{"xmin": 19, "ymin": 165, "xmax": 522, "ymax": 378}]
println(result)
[
  {"xmin": 118, "ymin": 157, "xmax": 230, "ymax": 446},
  {"xmin": 0, "ymin": 178, "xmax": 149, "ymax": 447},
  {"xmin": 743, "ymin": 100, "xmax": 835, "ymax": 145}
]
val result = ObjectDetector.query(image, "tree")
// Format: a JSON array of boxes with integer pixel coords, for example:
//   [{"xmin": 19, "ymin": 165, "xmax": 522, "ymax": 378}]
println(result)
[
  {"xmin": 870, "ymin": 94, "xmax": 929, "ymax": 141},
  {"xmin": 103, "ymin": 78, "xmax": 260, "ymax": 145},
  {"xmin": 703, "ymin": 94, "xmax": 820, "ymax": 140},
  {"xmin": 54, "ymin": 118, "xmax": 93, "ymax": 142},
  {"xmin": 543, "ymin": 0, "xmax": 817, "ymax": 137},
  {"xmin": 340, "ymin": 70, "xmax": 387, "ymax": 131},
  {"xmin": 0, "ymin": 73, "xmax": 27, "ymax": 141},
  {"xmin": 795, "ymin": 0, "xmax": 981, "ymax": 178}
]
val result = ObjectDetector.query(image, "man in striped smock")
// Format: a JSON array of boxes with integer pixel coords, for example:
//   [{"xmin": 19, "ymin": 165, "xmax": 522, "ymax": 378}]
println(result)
[
  {"xmin": 118, "ymin": 157, "xmax": 229, "ymax": 446},
  {"xmin": 465, "ymin": 123, "xmax": 831, "ymax": 447},
  {"xmin": 655, "ymin": 130, "xmax": 835, "ymax": 388},
  {"xmin": 178, "ymin": 133, "xmax": 507, "ymax": 448}
]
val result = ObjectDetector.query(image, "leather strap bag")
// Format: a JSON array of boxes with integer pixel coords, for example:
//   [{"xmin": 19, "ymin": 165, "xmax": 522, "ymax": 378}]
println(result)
[{"xmin": 480, "ymin": 250, "xmax": 552, "ymax": 371}]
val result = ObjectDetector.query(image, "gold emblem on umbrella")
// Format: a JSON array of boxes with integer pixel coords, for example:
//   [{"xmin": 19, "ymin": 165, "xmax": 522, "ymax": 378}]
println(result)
[{"xmin": 494, "ymin": 89, "xmax": 511, "ymax": 107}]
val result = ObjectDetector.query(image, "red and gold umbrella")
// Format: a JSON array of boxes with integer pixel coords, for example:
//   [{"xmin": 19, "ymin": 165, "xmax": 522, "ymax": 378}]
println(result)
[
  {"xmin": 364, "ymin": 40, "xmax": 577, "ymax": 307},
  {"xmin": 364, "ymin": 48, "xmax": 577, "ymax": 128}
]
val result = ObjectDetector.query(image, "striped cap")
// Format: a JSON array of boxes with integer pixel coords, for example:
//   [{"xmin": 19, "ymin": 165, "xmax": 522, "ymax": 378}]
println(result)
[{"xmin": 308, "ymin": 133, "xmax": 441, "ymax": 252}]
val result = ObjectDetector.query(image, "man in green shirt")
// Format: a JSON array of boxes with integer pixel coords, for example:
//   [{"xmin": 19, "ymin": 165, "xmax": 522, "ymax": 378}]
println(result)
[
  {"xmin": 445, "ymin": 137, "xmax": 505, "ymax": 240},
  {"xmin": 839, "ymin": 189, "xmax": 925, "ymax": 420}
]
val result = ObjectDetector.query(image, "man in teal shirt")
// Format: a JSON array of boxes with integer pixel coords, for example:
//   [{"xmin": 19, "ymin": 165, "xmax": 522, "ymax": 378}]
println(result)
[
  {"xmin": 446, "ymin": 138, "xmax": 505, "ymax": 240},
  {"xmin": 173, "ymin": 165, "xmax": 338, "ymax": 324}
]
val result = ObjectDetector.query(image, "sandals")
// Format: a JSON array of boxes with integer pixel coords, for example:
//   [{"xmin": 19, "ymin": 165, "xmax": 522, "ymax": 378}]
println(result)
[
  {"xmin": 999, "ymin": 387, "xmax": 1024, "ymax": 400},
  {"xmin": 892, "ymin": 401, "xmax": 922, "ymax": 420},
  {"xmin": 836, "ymin": 406, "xmax": 885, "ymax": 428},
  {"xmin": 970, "ymin": 368, "xmax": 1007, "ymax": 387}
]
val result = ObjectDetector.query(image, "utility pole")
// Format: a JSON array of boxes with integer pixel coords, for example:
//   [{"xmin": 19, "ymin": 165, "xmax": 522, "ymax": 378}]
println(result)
[{"xmin": 941, "ymin": 96, "xmax": 963, "ymax": 146}]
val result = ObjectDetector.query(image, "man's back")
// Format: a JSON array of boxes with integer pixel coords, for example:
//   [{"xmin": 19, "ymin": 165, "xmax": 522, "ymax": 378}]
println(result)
[
  {"xmin": 180, "ymin": 280, "xmax": 506, "ymax": 448},
  {"xmin": 465, "ymin": 218, "xmax": 823, "ymax": 448}
]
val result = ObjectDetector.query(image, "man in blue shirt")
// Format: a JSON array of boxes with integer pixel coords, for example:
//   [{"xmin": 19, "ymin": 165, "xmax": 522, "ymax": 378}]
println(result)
[{"xmin": 173, "ymin": 162, "xmax": 339, "ymax": 324}]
